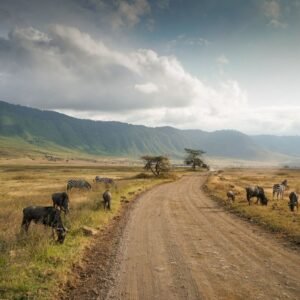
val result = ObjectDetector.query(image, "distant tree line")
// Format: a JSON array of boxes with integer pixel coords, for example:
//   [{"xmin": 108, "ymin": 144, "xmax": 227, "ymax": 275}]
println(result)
[{"xmin": 141, "ymin": 148, "xmax": 209, "ymax": 177}]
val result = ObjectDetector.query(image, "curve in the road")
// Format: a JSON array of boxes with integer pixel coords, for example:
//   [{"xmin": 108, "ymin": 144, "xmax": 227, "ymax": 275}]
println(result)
[{"xmin": 107, "ymin": 174, "xmax": 300, "ymax": 300}]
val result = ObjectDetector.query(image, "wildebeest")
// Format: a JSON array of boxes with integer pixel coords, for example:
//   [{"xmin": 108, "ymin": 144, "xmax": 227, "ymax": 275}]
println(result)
[
  {"xmin": 102, "ymin": 190, "xmax": 112, "ymax": 210},
  {"xmin": 288, "ymin": 192, "xmax": 299, "ymax": 212},
  {"xmin": 227, "ymin": 190, "xmax": 235, "ymax": 202},
  {"xmin": 21, "ymin": 206, "xmax": 67, "ymax": 243},
  {"xmin": 67, "ymin": 179, "xmax": 91, "ymax": 191},
  {"xmin": 245, "ymin": 186, "xmax": 268, "ymax": 206},
  {"xmin": 273, "ymin": 179, "xmax": 288, "ymax": 200},
  {"xmin": 52, "ymin": 192, "xmax": 69, "ymax": 214}
]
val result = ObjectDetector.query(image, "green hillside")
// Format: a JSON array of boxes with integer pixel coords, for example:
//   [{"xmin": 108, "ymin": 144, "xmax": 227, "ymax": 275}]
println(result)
[
  {"xmin": 0, "ymin": 100, "xmax": 285, "ymax": 161},
  {"xmin": 253, "ymin": 135, "xmax": 300, "ymax": 157}
]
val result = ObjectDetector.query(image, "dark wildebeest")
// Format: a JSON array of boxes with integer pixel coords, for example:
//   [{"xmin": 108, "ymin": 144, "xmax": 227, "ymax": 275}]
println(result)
[
  {"xmin": 21, "ymin": 206, "xmax": 67, "ymax": 243},
  {"xmin": 273, "ymin": 179, "xmax": 288, "ymax": 200},
  {"xmin": 52, "ymin": 192, "xmax": 69, "ymax": 214},
  {"xmin": 227, "ymin": 191, "xmax": 235, "ymax": 202},
  {"xmin": 67, "ymin": 179, "xmax": 91, "ymax": 191},
  {"xmin": 288, "ymin": 192, "xmax": 299, "ymax": 212},
  {"xmin": 245, "ymin": 186, "xmax": 268, "ymax": 206},
  {"xmin": 102, "ymin": 190, "xmax": 112, "ymax": 210}
]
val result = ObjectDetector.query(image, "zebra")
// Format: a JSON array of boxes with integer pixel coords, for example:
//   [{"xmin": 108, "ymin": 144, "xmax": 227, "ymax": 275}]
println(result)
[
  {"xmin": 94, "ymin": 176, "xmax": 115, "ymax": 185},
  {"xmin": 67, "ymin": 179, "xmax": 91, "ymax": 191},
  {"xmin": 94, "ymin": 177, "xmax": 118, "ymax": 192},
  {"xmin": 273, "ymin": 179, "xmax": 288, "ymax": 200}
]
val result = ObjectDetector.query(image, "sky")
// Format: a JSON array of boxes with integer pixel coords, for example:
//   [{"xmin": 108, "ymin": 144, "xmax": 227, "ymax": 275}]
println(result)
[{"xmin": 0, "ymin": 0, "xmax": 300, "ymax": 135}]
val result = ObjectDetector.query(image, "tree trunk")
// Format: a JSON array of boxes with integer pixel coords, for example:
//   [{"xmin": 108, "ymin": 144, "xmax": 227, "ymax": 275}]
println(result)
[
  {"xmin": 149, "ymin": 165, "xmax": 157, "ymax": 176},
  {"xmin": 155, "ymin": 162, "xmax": 160, "ymax": 176},
  {"xmin": 192, "ymin": 161, "xmax": 196, "ymax": 170}
]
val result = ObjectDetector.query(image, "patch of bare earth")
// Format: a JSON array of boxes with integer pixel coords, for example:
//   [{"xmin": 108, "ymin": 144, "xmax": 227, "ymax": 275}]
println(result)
[
  {"xmin": 60, "ymin": 198, "xmax": 134, "ymax": 300},
  {"xmin": 63, "ymin": 174, "xmax": 300, "ymax": 300}
]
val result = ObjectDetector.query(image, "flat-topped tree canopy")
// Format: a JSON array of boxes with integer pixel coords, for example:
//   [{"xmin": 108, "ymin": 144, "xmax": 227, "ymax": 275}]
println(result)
[
  {"xmin": 141, "ymin": 155, "xmax": 170, "ymax": 176},
  {"xmin": 184, "ymin": 148, "xmax": 206, "ymax": 170}
]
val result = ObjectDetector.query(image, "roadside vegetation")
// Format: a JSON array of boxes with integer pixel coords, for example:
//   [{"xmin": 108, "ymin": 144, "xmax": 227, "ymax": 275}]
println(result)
[
  {"xmin": 0, "ymin": 163, "xmax": 175, "ymax": 299},
  {"xmin": 205, "ymin": 168, "xmax": 300, "ymax": 245},
  {"xmin": 141, "ymin": 155, "xmax": 171, "ymax": 176},
  {"xmin": 184, "ymin": 148, "xmax": 206, "ymax": 170}
]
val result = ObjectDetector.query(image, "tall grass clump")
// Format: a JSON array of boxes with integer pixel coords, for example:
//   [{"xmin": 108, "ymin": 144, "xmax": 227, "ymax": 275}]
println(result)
[
  {"xmin": 206, "ymin": 169, "xmax": 300, "ymax": 245},
  {"xmin": 0, "ymin": 164, "xmax": 173, "ymax": 299}
]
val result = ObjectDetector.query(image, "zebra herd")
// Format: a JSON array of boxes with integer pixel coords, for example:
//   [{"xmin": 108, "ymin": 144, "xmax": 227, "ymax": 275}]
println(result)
[
  {"xmin": 21, "ymin": 176, "xmax": 115, "ymax": 244},
  {"xmin": 227, "ymin": 179, "xmax": 298, "ymax": 211},
  {"xmin": 67, "ymin": 177, "xmax": 116, "ymax": 191}
]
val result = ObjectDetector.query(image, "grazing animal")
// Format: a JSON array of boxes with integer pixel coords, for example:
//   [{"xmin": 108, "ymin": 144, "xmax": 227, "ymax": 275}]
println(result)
[
  {"xmin": 227, "ymin": 191, "xmax": 235, "ymax": 202},
  {"xmin": 67, "ymin": 179, "xmax": 91, "ymax": 191},
  {"xmin": 94, "ymin": 176, "xmax": 115, "ymax": 185},
  {"xmin": 102, "ymin": 190, "xmax": 112, "ymax": 210},
  {"xmin": 273, "ymin": 180, "xmax": 288, "ymax": 200},
  {"xmin": 288, "ymin": 192, "xmax": 299, "ymax": 212},
  {"xmin": 94, "ymin": 176, "xmax": 101, "ymax": 183},
  {"xmin": 52, "ymin": 192, "xmax": 69, "ymax": 214},
  {"xmin": 245, "ymin": 186, "xmax": 268, "ymax": 206},
  {"xmin": 21, "ymin": 206, "xmax": 67, "ymax": 243}
]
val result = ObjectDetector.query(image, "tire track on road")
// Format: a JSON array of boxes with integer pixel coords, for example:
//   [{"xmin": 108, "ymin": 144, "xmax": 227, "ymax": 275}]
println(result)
[{"xmin": 105, "ymin": 174, "xmax": 300, "ymax": 300}]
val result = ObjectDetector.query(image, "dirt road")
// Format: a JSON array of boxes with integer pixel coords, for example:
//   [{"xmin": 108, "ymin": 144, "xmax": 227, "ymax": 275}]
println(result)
[
  {"xmin": 64, "ymin": 174, "xmax": 300, "ymax": 299},
  {"xmin": 104, "ymin": 174, "xmax": 299, "ymax": 300}
]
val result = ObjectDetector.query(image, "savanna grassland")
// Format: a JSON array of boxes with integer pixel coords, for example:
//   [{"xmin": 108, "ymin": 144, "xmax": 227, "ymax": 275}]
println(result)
[
  {"xmin": 205, "ymin": 168, "xmax": 300, "ymax": 244},
  {"xmin": 0, "ymin": 162, "xmax": 174, "ymax": 299}
]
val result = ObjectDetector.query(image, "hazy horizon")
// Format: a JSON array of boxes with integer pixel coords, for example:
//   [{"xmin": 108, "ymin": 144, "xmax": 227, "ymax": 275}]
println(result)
[{"xmin": 1, "ymin": 0, "xmax": 299, "ymax": 135}]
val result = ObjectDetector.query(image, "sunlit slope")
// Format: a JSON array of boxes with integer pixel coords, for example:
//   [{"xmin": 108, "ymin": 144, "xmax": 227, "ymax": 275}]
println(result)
[{"xmin": 0, "ymin": 100, "xmax": 289, "ymax": 160}]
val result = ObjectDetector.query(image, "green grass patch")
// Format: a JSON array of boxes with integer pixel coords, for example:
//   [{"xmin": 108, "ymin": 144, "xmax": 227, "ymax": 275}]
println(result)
[
  {"xmin": 0, "ymin": 164, "xmax": 173, "ymax": 299},
  {"xmin": 205, "ymin": 169, "xmax": 300, "ymax": 245}
]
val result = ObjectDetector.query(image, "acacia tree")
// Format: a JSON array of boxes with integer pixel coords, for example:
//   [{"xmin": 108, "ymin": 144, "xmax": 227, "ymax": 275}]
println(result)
[
  {"xmin": 184, "ymin": 148, "xmax": 206, "ymax": 170},
  {"xmin": 141, "ymin": 155, "xmax": 170, "ymax": 176}
]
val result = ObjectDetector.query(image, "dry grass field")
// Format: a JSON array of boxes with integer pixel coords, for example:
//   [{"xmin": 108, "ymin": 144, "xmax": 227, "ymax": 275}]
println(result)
[
  {"xmin": 0, "ymin": 163, "xmax": 172, "ymax": 299},
  {"xmin": 206, "ymin": 168, "xmax": 300, "ymax": 244}
]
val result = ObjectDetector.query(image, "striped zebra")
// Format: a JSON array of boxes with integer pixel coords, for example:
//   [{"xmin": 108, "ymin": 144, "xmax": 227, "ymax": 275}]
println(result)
[
  {"xmin": 67, "ymin": 179, "xmax": 91, "ymax": 191},
  {"xmin": 94, "ymin": 176, "xmax": 115, "ymax": 185},
  {"xmin": 272, "ymin": 179, "xmax": 288, "ymax": 200},
  {"xmin": 94, "ymin": 176, "xmax": 117, "ymax": 191}
]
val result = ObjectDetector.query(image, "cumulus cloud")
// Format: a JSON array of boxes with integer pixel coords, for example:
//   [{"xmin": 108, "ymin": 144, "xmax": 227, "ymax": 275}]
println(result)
[
  {"xmin": 263, "ymin": 0, "xmax": 288, "ymax": 28},
  {"xmin": 268, "ymin": 18, "xmax": 288, "ymax": 28},
  {"xmin": 0, "ymin": 0, "xmax": 152, "ymax": 34},
  {"xmin": 62, "ymin": 103, "xmax": 300, "ymax": 136},
  {"xmin": 111, "ymin": 0, "xmax": 151, "ymax": 28},
  {"xmin": 2, "ymin": 24, "xmax": 299, "ymax": 135},
  {"xmin": 264, "ymin": 0, "xmax": 281, "ymax": 19},
  {"xmin": 135, "ymin": 82, "xmax": 159, "ymax": 94},
  {"xmin": 0, "ymin": 25, "xmax": 246, "ymax": 115}
]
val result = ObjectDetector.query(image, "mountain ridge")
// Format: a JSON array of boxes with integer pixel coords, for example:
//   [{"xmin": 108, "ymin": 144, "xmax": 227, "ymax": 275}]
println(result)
[{"xmin": 0, "ymin": 100, "xmax": 298, "ymax": 161}]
